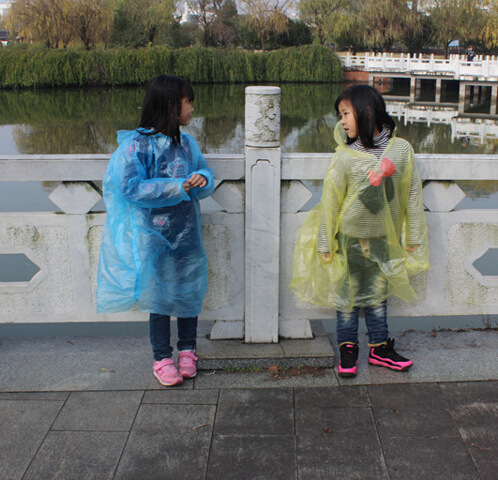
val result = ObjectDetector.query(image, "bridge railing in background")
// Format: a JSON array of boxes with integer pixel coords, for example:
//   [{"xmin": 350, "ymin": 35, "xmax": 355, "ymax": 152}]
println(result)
[
  {"xmin": 339, "ymin": 52, "xmax": 498, "ymax": 79},
  {"xmin": 1, "ymin": 87, "xmax": 497, "ymax": 342}
]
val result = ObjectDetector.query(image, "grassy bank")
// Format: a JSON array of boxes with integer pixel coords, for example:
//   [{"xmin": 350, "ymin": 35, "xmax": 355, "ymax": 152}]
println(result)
[{"xmin": 0, "ymin": 45, "xmax": 343, "ymax": 88}]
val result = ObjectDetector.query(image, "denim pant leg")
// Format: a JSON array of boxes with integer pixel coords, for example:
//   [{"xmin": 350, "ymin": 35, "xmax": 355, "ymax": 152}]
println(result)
[
  {"xmin": 149, "ymin": 313, "xmax": 173, "ymax": 361},
  {"xmin": 364, "ymin": 301, "xmax": 389, "ymax": 346},
  {"xmin": 177, "ymin": 316, "xmax": 198, "ymax": 352},
  {"xmin": 336, "ymin": 307, "xmax": 360, "ymax": 345}
]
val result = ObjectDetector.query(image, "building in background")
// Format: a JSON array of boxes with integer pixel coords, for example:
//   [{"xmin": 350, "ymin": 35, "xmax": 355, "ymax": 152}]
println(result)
[{"xmin": 0, "ymin": 0, "xmax": 13, "ymax": 18}]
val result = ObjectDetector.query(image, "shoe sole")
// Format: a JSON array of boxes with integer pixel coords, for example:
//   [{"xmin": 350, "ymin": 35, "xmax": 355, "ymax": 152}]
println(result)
[
  {"xmin": 180, "ymin": 372, "xmax": 197, "ymax": 379},
  {"xmin": 368, "ymin": 358, "xmax": 413, "ymax": 371},
  {"xmin": 338, "ymin": 370, "xmax": 357, "ymax": 378},
  {"xmin": 338, "ymin": 365, "xmax": 358, "ymax": 378},
  {"xmin": 153, "ymin": 371, "xmax": 183, "ymax": 386}
]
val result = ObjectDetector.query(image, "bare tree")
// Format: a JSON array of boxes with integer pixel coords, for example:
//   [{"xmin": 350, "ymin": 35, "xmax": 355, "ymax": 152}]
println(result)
[
  {"xmin": 72, "ymin": 0, "xmax": 113, "ymax": 49},
  {"xmin": 186, "ymin": 0, "xmax": 224, "ymax": 45},
  {"xmin": 298, "ymin": 0, "xmax": 344, "ymax": 45},
  {"xmin": 241, "ymin": 0, "xmax": 292, "ymax": 51}
]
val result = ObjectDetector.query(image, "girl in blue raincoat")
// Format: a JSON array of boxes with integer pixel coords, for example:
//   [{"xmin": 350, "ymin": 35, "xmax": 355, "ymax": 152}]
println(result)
[{"xmin": 97, "ymin": 75, "xmax": 215, "ymax": 387}]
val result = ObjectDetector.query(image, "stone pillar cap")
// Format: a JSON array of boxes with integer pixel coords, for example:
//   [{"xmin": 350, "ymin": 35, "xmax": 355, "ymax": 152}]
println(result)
[{"xmin": 245, "ymin": 86, "xmax": 281, "ymax": 95}]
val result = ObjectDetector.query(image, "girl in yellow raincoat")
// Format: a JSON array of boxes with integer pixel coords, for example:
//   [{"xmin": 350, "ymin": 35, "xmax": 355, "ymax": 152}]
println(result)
[{"xmin": 289, "ymin": 85, "xmax": 429, "ymax": 378}]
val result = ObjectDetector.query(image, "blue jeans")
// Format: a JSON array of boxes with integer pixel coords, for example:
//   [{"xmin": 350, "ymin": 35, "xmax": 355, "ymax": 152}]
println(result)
[
  {"xmin": 336, "ymin": 301, "xmax": 388, "ymax": 347},
  {"xmin": 149, "ymin": 314, "xmax": 198, "ymax": 361}
]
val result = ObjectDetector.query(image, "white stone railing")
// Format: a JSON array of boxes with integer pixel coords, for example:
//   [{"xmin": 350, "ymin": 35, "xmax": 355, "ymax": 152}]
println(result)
[
  {"xmin": 1, "ymin": 87, "xmax": 498, "ymax": 342},
  {"xmin": 339, "ymin": 52, "xmax": 498, "ymax": 80}
]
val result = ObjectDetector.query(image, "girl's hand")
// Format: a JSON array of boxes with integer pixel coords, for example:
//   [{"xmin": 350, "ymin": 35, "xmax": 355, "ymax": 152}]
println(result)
[
  {"xmin": 320, "ymin": 252, "xmax": 333, "ymax": 263},
  {"xmin": 406, "ymin": 245, "xmax": 419, "ymax": 252},
  {"xmin": 188, "ymin": 174, "xmax": 207, "ymax": 188},
  {"xmin": 182, "ymin": 181, "xmax": 191, "ymax": 193}
]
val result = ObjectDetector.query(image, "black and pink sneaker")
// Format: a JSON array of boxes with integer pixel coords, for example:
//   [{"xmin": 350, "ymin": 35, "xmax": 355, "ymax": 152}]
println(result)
[
  {"xmin": 338, "ymin": 343, "xmax": 359, "ymax": 377},
  {"xmin": 368, "ymin": 338, "xmax": 413, "ymax": 371}
]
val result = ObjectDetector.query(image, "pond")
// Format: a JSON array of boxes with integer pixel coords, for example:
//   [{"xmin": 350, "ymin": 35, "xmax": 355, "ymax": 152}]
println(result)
[{"xmin": 1, "ymin": 82, "xmax": 498, "ymax": 155}]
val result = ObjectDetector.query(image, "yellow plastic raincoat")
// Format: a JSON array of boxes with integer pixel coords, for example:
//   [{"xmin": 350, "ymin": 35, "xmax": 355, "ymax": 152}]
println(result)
[{"xmin": 289, "ymin": 124, "xmax": 429, "ymax": 312}]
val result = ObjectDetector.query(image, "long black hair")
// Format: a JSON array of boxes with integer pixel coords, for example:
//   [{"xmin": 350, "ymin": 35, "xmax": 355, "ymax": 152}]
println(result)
[
  {"xmin": 138, "ymin": 75, "xmax": 194, "ymax": 144},
  {"xmin": 334, "ymin": 84, "xmax": 395, "ymax": 148}
]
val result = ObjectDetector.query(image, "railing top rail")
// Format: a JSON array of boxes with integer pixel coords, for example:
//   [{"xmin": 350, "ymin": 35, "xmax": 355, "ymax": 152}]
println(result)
[
  {"xmin": 282, "ymin": 153, "xmax": 498, "ymax": 181},
  {"xmin": 0, "ymin": 154, "xmax": 245, "ymax": 182},
  {"xmin": 1, "ymin": 153, "xmax": 496, "ymax": 182}
]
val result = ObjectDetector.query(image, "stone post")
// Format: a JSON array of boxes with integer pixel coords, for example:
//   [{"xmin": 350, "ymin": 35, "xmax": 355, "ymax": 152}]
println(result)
[
  {"xmin": 244, "ymin": 86, "xmax": 281, "ymax": 343},
  {"xmin": 490, "ymin": 85, "xmax": 498, "ymax": 115},
  {"xmin": 409, "ymin": 76, "xmax": 416, "ymax": 103},
  {"xmin": 435, "ymin": 78, "xmax": 442, "ymax": 104}
]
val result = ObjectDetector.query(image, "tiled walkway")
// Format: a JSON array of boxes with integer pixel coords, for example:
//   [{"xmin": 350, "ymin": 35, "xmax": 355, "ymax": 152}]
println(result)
[
  {"xmin": 1, "ymin": 328, "xmax": 497, "ymax": 479},
  {"xmin": 1, "ymin": 382, "xmax": 496, "ymax": 479}
]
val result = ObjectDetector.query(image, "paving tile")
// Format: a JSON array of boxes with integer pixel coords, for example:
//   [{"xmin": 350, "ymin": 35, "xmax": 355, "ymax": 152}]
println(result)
[
  {"xmin": 0, "ymin": 400, "xmax": 64, "ymax": 480},
  {"xmin": 206, "ymin": 435, "xmax": 296, "ymax": 480},
  {"xmin": 114, "ymin": 404, "xmax": 215, "ymax": 480},
  {"xmin": 439, "ymin": 381, "xmax": 498, "ymax": 479},
  {"xmin": 131, "ymin": 403, "xmax": 216, "ymax": 435},
  {"xmin": 368, "ymin": 383, "xmax": 459, "ymax": 437},
  {"xmin": 143, "ymin": 389, "xmax": 219, "ymax": 404},
  {"xmin": 464, "ymin": 444, "xmax": 498, "ymax": 480},
  {"xmin": 214, "ymin": 388, "xmax": 294, "ymax": 435},
  {"xmin": 295, "ymin": 406, "xmax": 377, "ymax": 437},
  {"xmin": 439, "ymin": 382, "xmax": 498, "ymax": 446},
  {"xmin": 382, "ymin": 436, "xmax": 479, "ymax": 480},
  {"xmin": 0, "ymin": 391, "xmax": 69, "ymax": 401},
  {"xmin": 52, "ymin": 391, "xmax": 143, "ymax": 431},
  {"xmin": 295, "ymin": 385, "xmax": 368, "ymax": 408},
  {"xmin": 439, "ymin": 381, "xmax": 498, "ymax": 406},
  {"xmin": 296, "ymin": 407, "xmax": 387, "ymax": 480},
  {"xmin": 23, "ymin": 431, "xmax": 128, "ymax": 480},
  {"xmin": 115, "ymin": 433, "xmax": 211, "ymax": 480}
]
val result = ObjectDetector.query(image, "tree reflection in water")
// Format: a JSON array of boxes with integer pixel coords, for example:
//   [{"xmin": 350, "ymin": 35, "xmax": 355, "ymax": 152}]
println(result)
[{"xmin": 1, "ymin": 83, "xmax": 498, "ymax": 156}]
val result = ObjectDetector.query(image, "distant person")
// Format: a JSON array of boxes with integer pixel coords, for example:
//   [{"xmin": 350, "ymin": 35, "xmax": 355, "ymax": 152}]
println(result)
[
  {"xmin": 290, "ymin": 85, "xmax": 429, "ymax": 378},
  {"xmin": 467, "ymin": 45, "xmax": 476, "ymax": 62},
  {"xmin": 97, "ymin": 75, "xmax": 215, "ymax": 386}
]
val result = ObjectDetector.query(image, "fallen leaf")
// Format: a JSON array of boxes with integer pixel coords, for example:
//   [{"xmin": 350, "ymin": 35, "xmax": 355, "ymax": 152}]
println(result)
[
  {"xmin": 193, "ymin": 423, "xmax": 211, "ymax": 431},
  {"xmin": 470, "ymin": 443, "xmax": 488, "ymax": 451},
  {"xmin": 100, "ymin": 368, "xmax": 115, "ymax": 373},
  {"xmin": 322, "ymin": 427, "xmax": 332, "ymax": 436}
]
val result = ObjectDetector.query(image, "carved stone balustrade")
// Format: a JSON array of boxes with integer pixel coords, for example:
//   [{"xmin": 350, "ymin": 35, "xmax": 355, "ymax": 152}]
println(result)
[{"xmin": 1, "ymin": 88, "xmax": 497, "ymax": 343}]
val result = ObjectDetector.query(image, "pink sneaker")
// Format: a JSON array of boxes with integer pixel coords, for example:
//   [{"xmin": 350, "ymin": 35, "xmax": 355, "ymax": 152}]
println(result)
[
  {"xmin": 153, "ymin": 358, "xmax": 183, "ymax": 386},
  {"xmin": 178, "ymin": 350, "xmax": 198, "ymax": 378}
]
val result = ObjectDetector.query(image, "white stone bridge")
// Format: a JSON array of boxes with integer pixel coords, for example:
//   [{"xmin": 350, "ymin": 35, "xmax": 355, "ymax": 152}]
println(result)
[
  {"xmin": 340, "ymin": 53, "xmax": 498, "ymax": 116},
  {"xmin": 1, "ymin": 87, "xmax": 497, "ymax": 343}
]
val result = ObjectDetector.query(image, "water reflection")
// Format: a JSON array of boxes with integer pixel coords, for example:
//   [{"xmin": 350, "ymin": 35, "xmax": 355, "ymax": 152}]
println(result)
[{"xmin": 1, "ymin": 83, "xmax": 498, "ymax": 155}]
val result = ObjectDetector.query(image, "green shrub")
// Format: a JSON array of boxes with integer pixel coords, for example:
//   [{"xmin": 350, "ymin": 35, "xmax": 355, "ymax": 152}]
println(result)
[{"xmin": 0, "ymin": 45, "xmax": 342, "ymax": 88}]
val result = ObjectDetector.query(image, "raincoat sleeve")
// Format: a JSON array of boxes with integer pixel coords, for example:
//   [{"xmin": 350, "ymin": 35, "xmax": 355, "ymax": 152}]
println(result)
[
  {"xmin": 113, "ymin": 136, "xmax": 190, "ymax": 209},
  {"xmin": 318, "ymin": 155, "xmax": 347, "ymax": 256},
  {"xmin": 185, "ymin": 135, "xmax": 215, "ymax": 200},
  {"xmin": 402, "ymin": 145, "xmax": 430, "ymax": 275}
]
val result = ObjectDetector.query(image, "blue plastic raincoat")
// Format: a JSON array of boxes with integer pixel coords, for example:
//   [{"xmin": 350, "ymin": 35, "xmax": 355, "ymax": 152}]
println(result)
[
  {"xmin": 289, "ymin": 124, "xmax": 430, "ymax": 312},
  {"xmin": 97, "ymin": 129, "xmax": 215, "ymax": 317}
]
